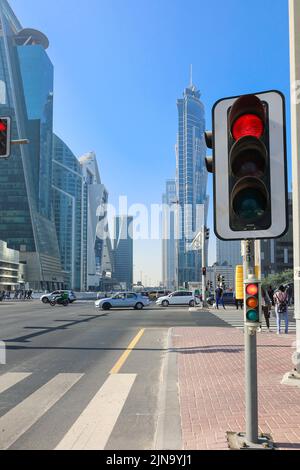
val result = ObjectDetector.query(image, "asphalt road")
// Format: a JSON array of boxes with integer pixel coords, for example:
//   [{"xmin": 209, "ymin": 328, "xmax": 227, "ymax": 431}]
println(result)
[{"xmin": 0, "ymin": 300, "xmax": 230, "ymax": 450}]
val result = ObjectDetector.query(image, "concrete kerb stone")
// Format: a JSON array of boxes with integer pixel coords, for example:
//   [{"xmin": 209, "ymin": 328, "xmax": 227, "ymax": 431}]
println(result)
[{"xmin": 154, "ymin": 328, "xmax": 182, "ymax": 450}]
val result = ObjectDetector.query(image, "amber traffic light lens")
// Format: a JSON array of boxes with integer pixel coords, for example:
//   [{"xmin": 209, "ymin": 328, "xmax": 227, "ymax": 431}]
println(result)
[{"xmin": 247, "ymin": 297, "xmax": 258, "ymax": 309}]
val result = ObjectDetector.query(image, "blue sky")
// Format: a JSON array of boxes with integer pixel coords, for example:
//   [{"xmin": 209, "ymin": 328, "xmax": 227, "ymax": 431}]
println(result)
[{"xmin": 11, "ymin": 0, "xmax": 291, "ymax": 285}]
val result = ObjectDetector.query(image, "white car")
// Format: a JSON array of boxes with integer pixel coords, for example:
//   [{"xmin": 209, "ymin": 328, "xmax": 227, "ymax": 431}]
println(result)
[
  {"xmin": 95, "ymin": 292, "xmax": 151, "ymax": 311},
  {"xmin": 156, "ymin": 291, "xmax": 197, "ymax": 308}
]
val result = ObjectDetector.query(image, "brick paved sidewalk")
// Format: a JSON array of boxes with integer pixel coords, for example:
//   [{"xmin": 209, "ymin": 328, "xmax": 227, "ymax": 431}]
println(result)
[{"xmin": 172, "ymin": 326, "xmax": 300, "ymax": 450}]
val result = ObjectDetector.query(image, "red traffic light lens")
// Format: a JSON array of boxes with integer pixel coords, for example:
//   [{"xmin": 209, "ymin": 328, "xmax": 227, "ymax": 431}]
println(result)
[
  {"xmin": 0, "ymin": 121, "xmax": 7, "ymax": 132},
  {"xmin": 246, "ymin": 284, "xmax": 259, "ymax": 296},
  {"xmin": 232, "ymin": 114, "xmax": 264, "ymax": 141}
]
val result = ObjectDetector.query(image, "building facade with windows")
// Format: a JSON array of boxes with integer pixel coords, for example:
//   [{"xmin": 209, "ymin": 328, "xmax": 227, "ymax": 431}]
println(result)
[
  {"xmin": 52, "ymin": 134, "xmax": 83, "ymax": 290},
  {"xmin": 113, "ymin": 216, "xmax": 133, "ymax": 290},
  {"xmin": 162, "ymin": 179, "xmax": 177, "ymax": 290},
  {"xmin": 216, "ymin": 239, "xmax": 243, "ymax": 269},
  {"xmin": 80, "ymin": 152, "xmax": 112, "ymax": 291},
  {"xmin": 176, "ymin": 80, "xmax": 208, "ymax": 287},
  {"xmin": 0, "ymin": 0, "xmax": 63, "ymax": 290},
  {"xmin": 261, "ymin": 193, "xmax": 293, "ymax": 277}
]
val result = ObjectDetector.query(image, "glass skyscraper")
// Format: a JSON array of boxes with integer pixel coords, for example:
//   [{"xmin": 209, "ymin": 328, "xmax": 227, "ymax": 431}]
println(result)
[
  {"xmin": 176, "ymin": 81, "xmax": 208, "ymax": 287},
  {"xmin": 113, "ymin": 216, "xmax": 133, "ymax": 290},
  {"xmin": 0, "ymin": 0, "xmax": 63, "ymax": 290},
  {"xmin": 162, "ymin": 179, "xmax": 177, "ymax": 290},
  {"xmin": 52, "ymin": 134, "xmax": 83, "ymax": 290},
  {"xmin": 80, "ymin": 152, "xmax": 111, "ymax": 291}
]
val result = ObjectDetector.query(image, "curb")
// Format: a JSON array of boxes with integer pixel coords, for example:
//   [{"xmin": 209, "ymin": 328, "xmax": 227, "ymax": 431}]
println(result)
[{"xmin": 154, "ymin": 328, "xmax": 182, "ymax": 450}]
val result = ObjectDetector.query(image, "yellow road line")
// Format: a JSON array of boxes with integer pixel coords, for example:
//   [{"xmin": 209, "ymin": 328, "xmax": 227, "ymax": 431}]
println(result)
[{"xmin": 110, "ymin": 329, "xmax": 145, "ymax": 375}]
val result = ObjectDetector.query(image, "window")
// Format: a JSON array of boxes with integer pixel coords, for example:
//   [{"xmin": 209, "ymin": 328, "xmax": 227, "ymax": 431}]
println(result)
[{"xmin": 126, "ymin": 293, "xmax": 136, "ymax": 299}]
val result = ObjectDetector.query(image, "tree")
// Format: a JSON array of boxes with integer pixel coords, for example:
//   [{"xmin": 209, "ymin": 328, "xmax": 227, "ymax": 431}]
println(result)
[{"xmin": 261, "ymin": 270, "xmax": 293, "ymax": 289}]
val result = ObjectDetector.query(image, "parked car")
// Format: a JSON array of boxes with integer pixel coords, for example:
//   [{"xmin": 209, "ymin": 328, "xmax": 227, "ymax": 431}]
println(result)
[
  {"xmin": 207, "ymin": 292, "xmax": 236, "ymax": 306},
  {"xmin": 156, "ymin": 291, "xmax": 197, "ymax": 308},
  {"xmin": 95, "ymin": 292, "xmax": 151, "ymax": 310},
  {"xmin": 40, "ymin": 290, "xmax": 76, "ymax": 304}
]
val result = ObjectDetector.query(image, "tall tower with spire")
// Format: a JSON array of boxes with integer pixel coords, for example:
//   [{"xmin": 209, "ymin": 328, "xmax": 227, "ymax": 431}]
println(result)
[{"xmin": 175, "ymin": 76, "xmax": 208, "ymax": 286}]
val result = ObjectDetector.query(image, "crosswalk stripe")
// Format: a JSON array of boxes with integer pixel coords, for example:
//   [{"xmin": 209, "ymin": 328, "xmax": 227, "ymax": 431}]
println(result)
[
  {"xmin": 56, "ymin": 373, "xmax": 136, "ymax": 450},
  {"xmin": 211, "ymin": 310, "xmax": 296, "ymax": 330},
  {"xmin": 0, "ymin": 373, "xmax": 83, "ymax": 450},
  {"xmin": 0, "ymin": 373, "xmax": 32, "ymax": 394}
]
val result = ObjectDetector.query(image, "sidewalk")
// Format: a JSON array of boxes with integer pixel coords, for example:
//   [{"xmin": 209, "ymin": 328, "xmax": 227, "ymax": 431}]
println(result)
[{"xmin": 172, "ymin": 321, "xmax": 300, "ymax": 450}]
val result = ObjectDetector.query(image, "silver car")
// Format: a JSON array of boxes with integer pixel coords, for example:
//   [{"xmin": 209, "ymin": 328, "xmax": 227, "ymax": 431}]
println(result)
[{"xmin": 95, "ymin": 292, "xmax": 151, "ymax": 310}]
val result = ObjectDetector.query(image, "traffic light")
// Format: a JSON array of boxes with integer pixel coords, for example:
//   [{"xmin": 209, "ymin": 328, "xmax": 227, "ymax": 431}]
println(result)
[
  {"xmin": 0, "ymin": 117, "xmax": 11, "ymax": 159},
  {"xmin": 205, "ymin": 228, "xmax": 210, "ymax": 240},
  {"xmin": 202, "ymin": 267, "xmax": 207, "ymax": 276},
  {"xmin": 245, "ymin": 281, "xmax": 261, "ymax": 325},
  {"xmin": 211, "ymin": 91, "xmax": 287, "ymax": 240}
]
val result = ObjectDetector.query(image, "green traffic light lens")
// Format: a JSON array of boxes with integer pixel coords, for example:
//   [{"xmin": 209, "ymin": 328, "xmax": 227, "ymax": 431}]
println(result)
[
  {"xmin": 246, "ymin": 309, "xmax": 259, "ymax": 322},
  {"xmin": 233, "ymin": 188, "xmax": 267, "ymax": 220}
]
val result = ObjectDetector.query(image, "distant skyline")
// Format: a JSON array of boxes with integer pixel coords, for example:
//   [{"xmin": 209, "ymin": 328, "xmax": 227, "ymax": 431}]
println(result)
[{"xmin": 10, "ymin": 0, "xmax": 291, "ymax": 285}]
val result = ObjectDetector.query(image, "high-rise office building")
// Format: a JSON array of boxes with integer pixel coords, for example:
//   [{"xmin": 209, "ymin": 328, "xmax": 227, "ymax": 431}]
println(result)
[
  {"xmin": 80, "ymin": 152, "xmax": 111, "ymax": 291},
  {"xmin": 162, "ymin": 179, "xmax": 176, "ymax": 290},
  {"xmin": 216, "ymin": 239, "xmax": 243, "ymax": 268},
  {"xmin": 52, "ymin": 134, "xmax": 83, "ymax": 290},
  {"xmin": 261, "ymin": 193, "xmax": 293, "ymax": 277},
  {"xmin": 113, "ymin": 216, "xmax": 133, "ymax": 290},
  {"xmin": 0, "ymin": 0, "xmax": 63, "ymax": 290},
  {"xmin": 175, "ymin": 79, "xmax": 208, "ymax": 286}
]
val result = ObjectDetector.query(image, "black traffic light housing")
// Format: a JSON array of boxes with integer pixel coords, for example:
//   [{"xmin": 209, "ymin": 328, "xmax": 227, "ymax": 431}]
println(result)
[
  {"xmin": 228, "ymin": 95, "xmax": 271, "ymax": 232},
  {"xmin": 0, "ymin": 117, "xmax": 11, "ymax": 159}
]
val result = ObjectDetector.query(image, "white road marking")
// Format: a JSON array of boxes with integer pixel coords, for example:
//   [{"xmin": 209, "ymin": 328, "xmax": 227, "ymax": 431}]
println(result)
[
  {"xmin": 56, "ymin": 374, "xmax": 136, "ymax": 450},
  {"xmin": 0, "ymin": 373, "xmax": 83, "ymax": 450},
  {"xmin": 0, "ymin": 372, "xmax": 32, "ymax": 394}
]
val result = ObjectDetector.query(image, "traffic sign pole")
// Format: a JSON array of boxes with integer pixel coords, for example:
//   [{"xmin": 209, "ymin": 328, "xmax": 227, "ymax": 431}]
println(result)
[{"xmin": 244, "ymin": 240, "xmax": 259, "ymax": 445}]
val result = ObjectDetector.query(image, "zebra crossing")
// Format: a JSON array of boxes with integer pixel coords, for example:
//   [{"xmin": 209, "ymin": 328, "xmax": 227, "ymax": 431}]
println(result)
[
  {"xmin": 211, "ymin": 307, "xmax": 297, "ymax": 333},
  {"xmin": 0, "ymin": 371, "xmax": 136, "ymax": 450}
]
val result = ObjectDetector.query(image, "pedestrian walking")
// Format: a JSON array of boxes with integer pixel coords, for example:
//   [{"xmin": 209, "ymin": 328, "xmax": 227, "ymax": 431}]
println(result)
[
  {"xmin": 215, "ymin": 286, "xmax": 226, "ymax": 310},
  {"xmin": 273, "ymin": 285, "xmax": 289, "ymax": 335},
  {"xmin": 261, "ymin": 287, "xmax": 271, "ymax": 332},
  {"xmin": 268, "ymin": 285, "xmax": 274, "ymax": 306}
]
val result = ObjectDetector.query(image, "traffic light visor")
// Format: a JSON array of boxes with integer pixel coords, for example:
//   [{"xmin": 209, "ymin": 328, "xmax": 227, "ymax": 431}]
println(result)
[{"xmin": 229, "ymin": 94, "xmax": 266, "ymax": 141}]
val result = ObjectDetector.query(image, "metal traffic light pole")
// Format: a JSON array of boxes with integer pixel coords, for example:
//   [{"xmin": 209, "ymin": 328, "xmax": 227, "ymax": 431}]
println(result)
[
  {"xmin": 202, "ymin": 226, "xmax": 207, "ymax": 308},
  {"xmin": 243, "ymin": 240, "xmax": 259, "ymax": 445},
  {"xmin": 289, "ymin": 0, "xmax": 300, "ymax": 378}
]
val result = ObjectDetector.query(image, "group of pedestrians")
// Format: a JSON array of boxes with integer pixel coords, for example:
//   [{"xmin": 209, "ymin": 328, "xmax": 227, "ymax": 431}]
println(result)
[
  {"xmin": 262, "ymin": 285, "xmax": 291, "ymax": 335},
  {"xmin": 0, "ymin": 289, "xmax": 33, "ymax": 301},
  {"xmin": 215, "ymin": 283, "xmax": 292, "ymax": 335}
]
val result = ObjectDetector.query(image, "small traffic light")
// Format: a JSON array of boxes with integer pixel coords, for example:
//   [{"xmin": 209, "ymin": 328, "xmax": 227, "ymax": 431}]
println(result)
[
  {"xmin": 205, "ymin": 228, "xmax": 210, "ymax": 240},
  {"xmin": 211, "ymin": 91, "xmax": 287, "ymax": 240},
  {"xmin": 245, "ymin": 281, "xmax": 261, "ymax": 325},
  {"xmin": 0, "ymin": 117, "xmax": 11, "ymax": 158},
  {"xmin": 202, "ymin": 267, "xmax": 207, "ymax": 276}
]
